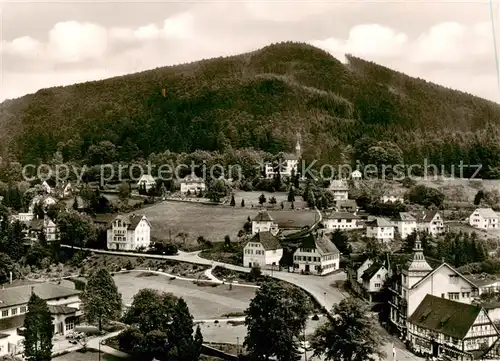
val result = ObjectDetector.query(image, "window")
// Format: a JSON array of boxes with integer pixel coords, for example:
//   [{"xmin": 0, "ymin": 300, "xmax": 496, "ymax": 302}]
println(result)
[
  {"xmin": 377, "ymin": 274, "xmax": 381, "ymax": 279},
  {"xmin": 448, "ymin": 292, "xmax": 459, "ymax": 300},
  {"xmin": 20, "ymin": 306, "xmax": 27, "ymax": 313},
  {"xmin": 374, "ymin": 283, "xmax": 381, "ymax": 288},
  {"xmin": 1, "ymin": 310, "xmax": 8, "ymax": 317},
  {"xmin": 10, "ymin": 308, "xmax": 17, "ymax": 316},
  {"xmin": 65, "ymin": 319, "xmax": 74, "ymax": 331},
  {"xmin": 462, "ymin": 292, "xmax": 470, "ymax": 298}
]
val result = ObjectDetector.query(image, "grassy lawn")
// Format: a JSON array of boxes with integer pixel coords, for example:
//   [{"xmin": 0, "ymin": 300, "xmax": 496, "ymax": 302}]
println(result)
[
  {"xmin": 53, "ymin": 350, "xmax": 123, "ymax": 361},
  {"xmin": 113, "ymin": 272, "xmax": 257, "ymax": 319}
]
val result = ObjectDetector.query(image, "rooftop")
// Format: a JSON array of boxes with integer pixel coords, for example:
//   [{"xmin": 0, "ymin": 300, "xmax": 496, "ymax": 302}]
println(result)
[
  {"xmin": 414, "ymin": 210, "xmax": 439, "ymax": 223},
  {"xmin": 248, "ymin": 232, "xmax": 282, "ymax": 250},
  {"xmin": 0, "ymin": 283, "xmax": 80, "ymax": 308},
  {"xmin": 300, "ymin": 232, "xmax": 339, "ymax": 256},
  {"xmin": 111, "ymin": 214, "xmax": 148, "ymax": 230},
  {"xmin": 366, "ymin": 217, "xmax": 394, "ymax": 228},
  {"xmin": 474, "ymin": 208, "xmax": 499, "ymax": 219},
  {"xmin": 361, "ymin": 262, "xmax": 384, "ymax": 281},
  {"xmin": 324, "ymin": 211, "xmax": 359, "ymax": 220},
  {"xmin": 394, "ymin": 212, "xmax": 416, "ymax": 222},
  {"xmin": 408, "ymin": 294, "xmax": 483, "ymax": 339}
]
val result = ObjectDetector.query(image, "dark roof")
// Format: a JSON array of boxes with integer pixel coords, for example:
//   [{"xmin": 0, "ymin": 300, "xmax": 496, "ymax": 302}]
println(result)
[
  {"xmin": 362, "ymin": 262, "xmax": 384, "ymax": 281},
  {"xmin": 393, "ymin": 212, "xmax": 416, "ymax": 222},
  {"xmin": 253, "ymin": 211, "xmax": 274, "ymax": 222},
  {"xmin": 93, "ymin": 213, "xmax": 116, "ymax": 225},
  {"xmin": 282, "ymin": 153, "xmax": 298, "ymax": 161},
  {"xmin": 29, "ymin": 219, "xmax": 43, "ymax": 230},
  {"xmin": 0, "ymin": 314, "xmax": 25, "ymax": 331},
  {"xmin": 0, "ymin": 283, "xmax": 80, "ymax": 308},
  {"xmin": 408, "ymin": 294, "xmax": 482, "ymax": 339},
  {"xmin": 300, "ymin": 232, "xmax": 339, "ymax": 256},
  {"xmin": 48, "ymin": 305, "xmax": 78, "ymax": 315},
  {"xmin": 414, "ymin": 210, "xmax": 439, "ymax": 223},
  {"xmin": 249, "ymin": 232, "xmax": 281, "ymax": 250},
  {"xmin": 325, "ymin": 212, "xmax": 359, "ymax": 220},
  {"xmin": 0, "ymin": 333, "xmax": 9, "ymax": 339},
  {"xmin": 337, "ymin": 200, "xmax": 357, "ymax": 210},
  {"xmin": 365, "ymin": 218, "xmax": 394, "ymax": 227},
  {"xmin": 111, "ymin": 214, "xmax": 148, "ymax": 230},
  {"xmin": 387, "ymin": 253, "xmax": 442, "ymax": 272}
]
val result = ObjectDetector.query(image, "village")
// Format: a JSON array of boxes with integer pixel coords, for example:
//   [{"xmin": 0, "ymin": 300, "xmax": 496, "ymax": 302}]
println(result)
[{"xmin": 1, "ymin": 136, "xmax": 500, "ymax": 361}]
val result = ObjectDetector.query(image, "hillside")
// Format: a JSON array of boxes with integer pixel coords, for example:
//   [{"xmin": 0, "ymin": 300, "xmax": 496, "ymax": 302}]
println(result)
[{"xmin": 1, "ymin": 42, "xmax": 500, "ymax": 176}]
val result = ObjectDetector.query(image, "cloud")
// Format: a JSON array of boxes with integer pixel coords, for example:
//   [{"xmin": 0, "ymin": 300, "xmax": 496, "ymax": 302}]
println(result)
[{"xmin": 163, "ymin": 12, "xmax": 195, "ymax": 39}]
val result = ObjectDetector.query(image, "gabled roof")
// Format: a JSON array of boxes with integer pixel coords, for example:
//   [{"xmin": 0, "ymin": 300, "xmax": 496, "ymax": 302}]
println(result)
[
  {"xmin": 282, "ymin": 153, "xmax": 298, "ymax": 161},
  {"xmin": 47, "ymin": 305, "xmax": 78, "ymax": 315},
  {"xmin": 328, "ymin": 180, "xmax": 348, "ymax": 191},
  {"xmin": 351, "ymin": 170, "xmax": 362, "ymax": 176},
  {"xmin": 337, "ymin": 199, "xmax": 357, "ymax": 209},
  {"xmin": 28, "ymin": 218, "xmax": 44, "ymax": 230},
  {"xmin": 180, "ymin": 173, "xmax": 204, "ymax": 183},
  {"xmin": 410, "ymin": 262, "xmax": 478, "ymax": 290},
  {"xmin": 253, "ymin": 210, "xmax": 274, "ymax": 222},
  {"xmin": 248, "ymin": 232, "xmax": 282, "ymax": 250},
  {"xmin": 137, "ymin": 174, "xmax": 156, "ymax": 184},
  {"xmin": 325, "ymin": 212, "xmax": 359, "ymax": 220},
  {"xmin": 414, "ymin": 210, "xmax": 440, "ymax": 223},
  {"xmin": 361, "ymin": 262, "xmax": 385, "ymax": 281},
  {"xmin": 0, "ymin": 283, "xmax": 80, "ymax": 308},
  {"xmin": 111, "ymin": 214, "xmax": 150, "ymax": 230},
  {"xmin": 366, "ymin": 217, "xmax": 394, "ymax": 228},
  {"xmin": 394, "ymin": 212, "xmax": 416, "ymax": 222},
  {"xmin": 408, "ymin": 294, "xmax": 483, "ymax": 339},
  {"xmin": 473, "ymin": 208, "xmax": 499, "ymax": 219},
  {"xmin": 299, "ymin": 232, "xmax": 339, "ymax": 256}
]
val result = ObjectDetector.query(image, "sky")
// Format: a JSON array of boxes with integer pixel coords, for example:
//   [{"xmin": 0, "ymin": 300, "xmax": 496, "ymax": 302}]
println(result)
[{"xmin": 0, "ymin": 0, "xmax": 499, "ymax": 103}]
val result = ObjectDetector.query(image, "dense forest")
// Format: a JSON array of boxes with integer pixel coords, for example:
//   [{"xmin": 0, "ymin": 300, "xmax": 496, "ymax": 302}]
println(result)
[{"xmin": 1, "ymin": 42, "xmax": 500, "ymax": 177}]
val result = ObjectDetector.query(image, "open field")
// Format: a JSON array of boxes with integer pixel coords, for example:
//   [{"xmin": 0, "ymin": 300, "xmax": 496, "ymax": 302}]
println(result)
[
  {"xmin": 113, "ymin": 272, "xmax": 257, "ymax": 319},
  {"xmin": 233, "ymin": 191, "xmax": 288, "ymax": 208},
  {"xmin": 53, "ymin": 350, "xmax": 122, "ymax": 361},
  {"xmin": 130, "ymin": 199, "xmax": 317, "ymax": 245}
]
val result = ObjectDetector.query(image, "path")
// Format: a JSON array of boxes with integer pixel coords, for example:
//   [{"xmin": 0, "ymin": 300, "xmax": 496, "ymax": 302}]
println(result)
[{"xmin": 62, "ymin": 245, "xmax": 422, "ymax": 360}]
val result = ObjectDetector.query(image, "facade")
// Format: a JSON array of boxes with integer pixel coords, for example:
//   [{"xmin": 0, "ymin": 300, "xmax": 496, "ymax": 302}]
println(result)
[
  {"xmin": 292, "ymin": 232, "xmax": 340, "ymax": 275},
  {"xmin": 408, "ymin": 294, "xmax": 499, "ymax": 360},
  {"xmin": 469, "ymin": 208, "xmax": 499, "ymax": 230},
  {"xmin": 328, "ymin": 180, "xmax": 349, "ymax": 201},
  {"xmin": 251, "ymin": 211, "xmax": 279, "ymax": 235},
  {"xmin": 415, "ymin": 210, "xmax": 445, "ymax": 237},
  {"xmin": 380, "ymin": 195, "xmax": 405, "ymax": 204},
  {"xmin": 179, "ymin": 173, "xmax": 206, "ymax": 194},
  {"xmin": 394, "ymin": 212, "xmax": 417, "ymax": 240},
  {"xmin": 137, "ymin": 174, "xmax": 156, "ymax": 191},
  {"xmin": 29, "ymin": 195, "xmax": 57, "ymax": 213},
  {"xmin": 336, "ymin": 199, "xmax": 358, "ymax": 213},
  {"xmin": 388, "ymin": 235, "xmax": 480, "ymax": 341},
  {"xmin": 366, "ymin": 218, "xmax": 395, "ymax": 242},
  {"xmin": 40, "ymin": 181, "xmax": 52, "ymax": 194},
  {"xmin": 243, "ymin": 232, "xmax": 283, "ymax": 268},
  {"xmin": 106, "ymin": 214, "xmax": 151, "ymax": 251},
  {"xmin": 0, "ymin": 283, "xmax": 82, "ymax": 356},
  {"xmin": 11, "ymin": 213, "xmax": 34, "ymax": 223},
  {"xmin": 263, "ymin": 140, "xmax": 301, "ymax": 178},
  {"xmin": 24, "ymin": 216, "xmax": 59, "ymax": 243},
  {"xmin": 351, "ymin": 170, "xmax": 362, "ymax": 180},
  {"xmin": 322, "ymin": 212, "xmax": 361, "ymax": 231},
  {"xmin": 346, "ymin": 255, "xmax": 388, "ymax": 302}
]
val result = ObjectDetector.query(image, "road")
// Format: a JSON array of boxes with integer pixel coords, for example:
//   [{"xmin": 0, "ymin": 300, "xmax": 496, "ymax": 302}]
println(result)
[{"xmin": 63, "ymin": 245, "xmax": 422, "ymax": 360}]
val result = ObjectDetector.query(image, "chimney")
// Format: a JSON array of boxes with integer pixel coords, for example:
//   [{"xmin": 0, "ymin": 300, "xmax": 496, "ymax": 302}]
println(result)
[{"xmin": 9, "ymin": 272, "xmax": 12, "ymax": 284}]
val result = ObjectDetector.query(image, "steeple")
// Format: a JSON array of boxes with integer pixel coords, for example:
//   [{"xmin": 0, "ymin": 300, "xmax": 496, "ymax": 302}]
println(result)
[
  {"xmin": 408, "ymin": 233, "xmax": 432, "ymax": 272},
  {"xmin": 295, "ymin": 133, "xmax": 301, "ymax": 159}
]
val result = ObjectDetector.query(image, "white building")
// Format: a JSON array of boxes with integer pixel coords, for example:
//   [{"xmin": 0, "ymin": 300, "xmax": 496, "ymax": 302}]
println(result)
[
  {"xmin": 366, "ymin": 217, "xmax": 395, "ymax": 242},
  {"xmin": 415, "ymin": 210, "xmax": 445, "ymax": 237},
  {"xmin": 0, "ymin": 283, "xmax": 82, "ymax": 356},
  {"xmin": 407, "ymin": 294, "xmax": 499, "ymax": 360},
  {"xmin": 252, "ymin": 210, "xmax": 279, "ymax": 235},
  {"xmin": 346, "ymin": 256, "xmax": 388, "ymax": 302},
  {"xmin": 180, "ymin": 173, "xmax": 206, "ymax": 194},
  {"xmin": 351, "ymin": 170, "xmax": 362, "ymax": 181},
  {"xmin": 293, "ymin": 232, "xmax": 340, "ymax": 275},
  {"xmin": 243, "ymin": 232, "xmax": 283, "ymax": 268},
  {"xmin": 106, "ymin": 214, "xmax": 151, "ymax": 251},
  {"xmin": 380, "ymin": 195, "xmax": 405, "ymax": 204},
  {"xmin": 11, "ymin": 213, "xmax": 34, "ymax": 223},
  {"xmin": 62, "ymin": 182, "xmax": 73, "ymax": 198},
  {"xmin": 394, "ymin": 212, "xmax": 417, "ymax": 240},
  {"xmin": 469, "ymin": 208, "xmax": 499, "ymax": 230},
  {"xmin": 137, "ymin": 174, "xmax": 156, "ymax": 192},
  {"xmin": 29, "ymin": 195, "xmax": 57, "ymax": 213},
  {"xmin": 322, "ymin": 212, "xmax": 361, "ymax": 231},
  {"xmin": 328, "ymin": 180, "xmax": 349, "ymax": 201},
  {"xmin": 40, "ymin": 181, "xmax": 51, "ymax": 194},
  {"xmin": 263, "ymin": 140, "xmax": 301, "ymax": 179}
]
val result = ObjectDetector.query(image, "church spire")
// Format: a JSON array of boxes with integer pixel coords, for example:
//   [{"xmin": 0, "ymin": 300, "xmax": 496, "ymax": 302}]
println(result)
[
  {"xmin": 295, "ymin": 132, "xmax": 301, "ymax": 159},
  {"xmin": 408, "ymin": 233, "xmax": 432, "ymax": 271}
]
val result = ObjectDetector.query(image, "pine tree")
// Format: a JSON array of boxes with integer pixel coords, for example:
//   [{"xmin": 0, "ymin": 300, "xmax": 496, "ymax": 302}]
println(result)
[
  {"xmin": 241, "ymin": 199, "xmax": 245, "ymax": 207},
  {"xmin": 194, "ymin": 325, "xmax": 203, "ymax": 359},
  {"xmin": 23, "ymin": 293, "xmax": 53, "ymax": 361},
  {"xmin": 288, "ymin": 187, "xmax": 295, "ymax": 202},
  {"xmin": 72, "ymin": 196, "xmax": 79, "ymax": 211},
  {"xmin": 230, "ymin": 195, "xmax": 236, "ymax": 206}
]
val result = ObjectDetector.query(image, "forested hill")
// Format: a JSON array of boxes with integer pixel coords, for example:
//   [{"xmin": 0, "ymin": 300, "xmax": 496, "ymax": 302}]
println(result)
[{"xmin": 1, "ymin": 41, "xmax": 500, "ymax": 175}]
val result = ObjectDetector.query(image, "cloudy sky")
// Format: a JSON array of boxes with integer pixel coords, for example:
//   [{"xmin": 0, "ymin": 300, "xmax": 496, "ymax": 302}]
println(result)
[{"xmin": 1, "ymin": 0, "xmax": 499, "ymax": 103}]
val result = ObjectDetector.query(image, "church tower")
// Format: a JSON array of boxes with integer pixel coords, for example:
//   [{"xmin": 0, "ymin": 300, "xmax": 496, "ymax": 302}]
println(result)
[
  {"xmin": 405, "ymin": 233, "xmax": 432, "ymax": 288},
  {"xmin": 295, "ymin": 133, "xmax": 301, "ymax": 159}
]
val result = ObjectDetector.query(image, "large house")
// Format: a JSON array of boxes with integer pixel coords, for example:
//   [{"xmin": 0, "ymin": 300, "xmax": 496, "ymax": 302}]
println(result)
[
  {"xmin": 346, "ymin": 255, "xmax": 388, "ymax": 302},
  {"xmin": 263, "ymin": 140, "xmax": 301, "ymax": 178},
  {"xmin": 26, "ymin": 216, "xmax": 59, "ymax": 243},
  {"xmin": 366, "ymin": 218, "xmax": 395, "ymax": 242},
  {"xmin": 252, "ymin": 211, "xmax": 279, "ymax": 235},
  {"xmin": 469, "ymin": 208, "xmax": 499, "ymax": 230},
  {"xmin": 106, "ymin": 214, "xmax": 151, "ymax": 251},
  {"xmin": 243, "ymin": 232, "xmax": 283, "ymax": 268},
  {"xmin": 322, "ymin": 212, "xmax": 360, "ymax": 231},
  {"xmin": 0, "ymin": 283, "xmax": 82, "ymax": 356},
  {"xmin": 388, "ymin": 234, "xmax": 480, "ymax": 341},
  {"xmin": 351, "ymin": 170, "xmax": 362, "ymax": 181},
  {"xmin": 179, "ymin": 173, "xmax": 206, "ymax": 194},
  {"xmin": 407, "ymin": 294, "xmax": 499, "ymax": 360},
  {"xmin": 336, "ymin": 199, "xmax": 358, "ymax": 213},
  {"xmin": 328, "ymin": 180, "xmax": 349, "ymax": 202},
  {"xmin": 292, "ymin": 232, "xmax": 340, "ymax": 275},
  {"xmin": 415, "ymin": 210, "xmax": 445, "ymax": 237},
  {"xmin": 29, "ymin": 195, "xmax": 57, "ymax": 213},
  {"xmin": 394, "ymin": 212, "xmax": 417, "ymax": 240},
  {"xmin": 380, "ymin": 195, "xmax": 405, "ymax": 204},
  {"xmin": 137, "ymin": 174, "xmax": 157, "ymax": 192}
]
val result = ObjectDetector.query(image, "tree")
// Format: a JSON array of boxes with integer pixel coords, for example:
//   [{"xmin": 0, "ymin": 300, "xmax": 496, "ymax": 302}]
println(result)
[
  {"xmin": 206, "ymin": 179, "xmax": 228, "ymax": 203},
  {"xmin": 72, "ymin": 196, "xmax": 79, "ymax": 211},
  {"xmin": 81, "ymin": 268, "xmax": 122, "ymax": 331},
  {"xmin": 273, "ymin": 170, "xmax": 282, "ymax": 191},
  {"xmin": 474, "ymin": 190, "xmax": 485, "ymax": 205},
  {"xmin": 331, "ymin": 229, "xmax": 350, "ymax": 255},
  {"xmin": 258, "ymin": 193, "xmax": 267, "ymax": 205},
  {"xmin": 241, "ymin": 199, "xmax": 245, "ymax": 207},
  {"xmin": 230, "ymin": 194, "xmax": 236, "ymax": 206},
  {"xmin": 224, "ymin": 235, "xmax": 231, "ymax": 249},
  {"xmin": 244, "ymin": 280, "xmax": 310, "ymax": 361},
  {"xmin": 194, "ymin": 325, "xmax": 203, "ymax": 358},
  {"xmin": 23, "ymin": 293, "xmax": 54, "ymax": 361},
  {"xmin": 310, "ymin": 298, "xmax": 385, "ymax": 361},
  {"xmin": 0, "ymin": 252, "xmax": 18, "ymax": 284},
  {"xmin": 269, "ymin": 196, "xmax": 277, "ymax": 205},
  {"xmin": 288, "ymin": 187, "xmax": 295, "ymax": 202},
  {"xmin": 57, "ymin": 211, "xmax": 97, "ymax": 248},
  {"xmin": 118, "ymin": 182, "xmax": 131, "ymax": 203},
  {"xmin": 33, "ymin": 201, "xmax": 45, "ymax": 219}
]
